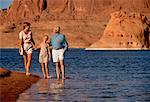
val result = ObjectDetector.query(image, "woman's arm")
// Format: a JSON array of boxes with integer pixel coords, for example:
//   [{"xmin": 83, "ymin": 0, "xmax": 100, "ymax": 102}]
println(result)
[
  {"xmin": 19, "ymin": 39, "xmax": 23, "ymax": 52},
  {"xmin": 18, "ymin": 31, "xmax": 23, "ymax": 52},
  {"xmin": 30, "ymin": 32, "xmax": 36, "ymax": 48}
]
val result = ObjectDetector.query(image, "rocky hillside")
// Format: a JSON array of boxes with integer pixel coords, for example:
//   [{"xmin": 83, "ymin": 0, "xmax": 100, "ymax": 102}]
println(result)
[
  {"xmin": 87, "ymin": 11, "xmax": 150, "ymax": 50},
  {"xmin": 3, "ymin": 0, "xmax": 150, "ymax": 21},
  {"xmin": 0, "ymin": 0, "xmax": 150, "ymax": 48}
]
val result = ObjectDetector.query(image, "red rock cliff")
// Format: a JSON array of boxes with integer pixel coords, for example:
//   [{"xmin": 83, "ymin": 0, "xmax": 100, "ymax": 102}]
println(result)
[
  {"xmin": 87, "ymin": 11, "xmax": 150, "ymax": 50},
  {"xmin": 5, "ymin": 0, "xmax": 150, "ymax": 21}
]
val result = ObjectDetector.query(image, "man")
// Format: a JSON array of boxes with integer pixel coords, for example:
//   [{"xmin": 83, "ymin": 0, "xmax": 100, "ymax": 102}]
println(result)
[{"xmin": 50, "ymin": 26, "xmax": 68, "ymax": 80}]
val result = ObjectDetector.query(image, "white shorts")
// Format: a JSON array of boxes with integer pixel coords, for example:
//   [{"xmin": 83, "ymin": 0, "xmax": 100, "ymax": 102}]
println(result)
[
  {"xmin": 52, "ymin": 49, "xmax": 65, "ymax": 62},
  {"xmin": 23, "ymin": 43, "xmax": 33, "ymax": 54}
]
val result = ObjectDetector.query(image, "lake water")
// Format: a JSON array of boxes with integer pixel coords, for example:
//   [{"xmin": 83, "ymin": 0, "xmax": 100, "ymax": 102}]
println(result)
[{"xmin": 0, "ymin": 49, "xmax": 150, "ymax": 102}]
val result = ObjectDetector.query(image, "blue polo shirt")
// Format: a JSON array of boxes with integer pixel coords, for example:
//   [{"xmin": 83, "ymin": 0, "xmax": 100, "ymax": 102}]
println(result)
[{"xmin": 50, "ymin": 34, "xmax": 68, "ymax": 50}]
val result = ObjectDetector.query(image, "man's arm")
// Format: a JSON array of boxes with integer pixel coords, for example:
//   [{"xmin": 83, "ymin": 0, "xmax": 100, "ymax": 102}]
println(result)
[{"xmin": 63, "ymin": 35, "xmax": 68, "ymax": 51}]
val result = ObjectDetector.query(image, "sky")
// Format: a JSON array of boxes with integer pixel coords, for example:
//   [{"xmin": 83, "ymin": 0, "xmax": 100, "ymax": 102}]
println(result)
[{"xmin": 0, "ymin": 0, "xmax": 13, "ymax": 9}]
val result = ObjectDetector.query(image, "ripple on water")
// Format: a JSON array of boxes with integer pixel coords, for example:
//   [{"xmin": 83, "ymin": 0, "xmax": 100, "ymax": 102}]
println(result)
[{"xmin": 0, "ymin": 49, "xmax": 150, "ymax": 102}]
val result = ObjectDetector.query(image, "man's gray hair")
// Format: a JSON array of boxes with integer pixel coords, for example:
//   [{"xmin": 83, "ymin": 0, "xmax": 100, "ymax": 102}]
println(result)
[{"xmin": 54, "ymin": 26, "xmax": 60, "ymax": 33}]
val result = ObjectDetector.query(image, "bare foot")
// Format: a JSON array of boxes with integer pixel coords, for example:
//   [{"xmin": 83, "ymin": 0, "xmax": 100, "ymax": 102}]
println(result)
[
  {"xmin": 43, "ymin": 76, "xmax": 46, "ymax": 79},
  {"xmin": 62, "ymin": 77, "xmax": 65, "ymax": 80},
  {"xmin": 46, "ymin": 76, "xmax": 51, "ymax": 79},
  {"xmin": 57, "ymin": 78, "xmax": 60, "ymax": 81},
  {"xmin": 26, "ymin": 73, "xmax": 31, "ymax": 76}
]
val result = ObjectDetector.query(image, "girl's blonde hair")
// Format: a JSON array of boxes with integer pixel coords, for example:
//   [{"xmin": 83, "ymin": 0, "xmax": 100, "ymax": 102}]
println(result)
[
  {"xmin": 43, "ymin": 35, "xmax": 49, "ymax": 42},
  {"xmin": 43, "ymin": 35, "xmax": 48, "ymax": 38}
]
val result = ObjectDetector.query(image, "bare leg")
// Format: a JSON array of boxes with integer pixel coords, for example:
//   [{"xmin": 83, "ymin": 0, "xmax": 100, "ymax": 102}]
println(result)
[
  {"xmin": 45, "ymin": 62, "xmax": 50, "ymax": 78},
  {"xmin": 23, "ymin": 54, "xmax": 28, "ymax": 74},
  {"xmin": 60, "ymin": 60, "xmax": 65, "ymax": 80},
  {"xmin": 26, "ymin": 53, "xmax": 32, "ymax": 75},
  {"xmin": 41, "ymin": 63, "xmax": 46, "ymax": 78},
  {"xmin": 55, "ymin": 62, "xmax": 60, "ymax": 80}
]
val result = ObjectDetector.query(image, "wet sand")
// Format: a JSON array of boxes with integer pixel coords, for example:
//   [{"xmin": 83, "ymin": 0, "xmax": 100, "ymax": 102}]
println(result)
[{"xmin": 0, "ymin": 68, "xmax": 40, "ymax": 102}]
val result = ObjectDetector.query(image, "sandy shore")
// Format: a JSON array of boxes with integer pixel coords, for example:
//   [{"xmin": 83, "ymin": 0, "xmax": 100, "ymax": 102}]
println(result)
[{"xmin": 0, "ymin": 68, "xmax": 40, "ymax": 102}]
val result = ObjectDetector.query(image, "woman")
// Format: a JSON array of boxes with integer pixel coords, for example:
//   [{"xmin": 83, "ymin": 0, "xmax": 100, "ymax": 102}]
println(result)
[{"xmin": 19, "ymin": 22, "xmax": 35, "ymax": 76}]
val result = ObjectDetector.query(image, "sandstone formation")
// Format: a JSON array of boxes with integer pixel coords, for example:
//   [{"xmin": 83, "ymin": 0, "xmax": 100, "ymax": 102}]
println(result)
[
  {"xmin": 0, "ymin": 0, "xmax": 150, "ymax": 48},
  {"xmin": 1, "ymin": 0, "xmax": 150, "ymax": 21},
  {"xmin": 87, "ymin": 11, "xmax": 150, "ymax": 50}
]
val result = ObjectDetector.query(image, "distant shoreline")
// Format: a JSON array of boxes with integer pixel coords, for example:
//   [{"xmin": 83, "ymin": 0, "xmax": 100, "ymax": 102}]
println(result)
[
  {"xmin": 0, "ymin": 47, "xmax": 149, "ymax": 50},
  {"xmin": 0, "ymin": 47, "xmax": 19, "ymax": 49},
  {"xmin": 0, "ymin": 47, "xmax": 85, "ymax": 49},
  {"xmin": 85, "ymin": 48, "xmax": 150, "ymax": 51}
]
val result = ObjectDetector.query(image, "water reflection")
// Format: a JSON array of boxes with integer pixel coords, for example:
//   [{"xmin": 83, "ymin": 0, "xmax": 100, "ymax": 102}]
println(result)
[
  {"xmin": 17, "ymin": 79, "xmax": 65, "ymax": 102},
  {"xmin": 1, "ymin": 49, "xmax": 149, "ymax": 102},
  {"xmin": 38, "ymin": 79, "xmax": 49, "ymax": 94},
  {"xmin": 48, "ymin": 80, "xmax": 65, "ymax": 101}
]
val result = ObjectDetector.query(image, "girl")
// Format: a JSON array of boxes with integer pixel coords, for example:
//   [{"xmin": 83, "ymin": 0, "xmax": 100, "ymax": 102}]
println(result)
[{"xmin": 37, "ymin": 35, "xmax": 51, "ymax": 79}]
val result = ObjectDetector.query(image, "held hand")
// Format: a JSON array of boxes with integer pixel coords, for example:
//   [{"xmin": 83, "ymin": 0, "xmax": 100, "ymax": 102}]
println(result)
[
  {"xmin": 33, "ymin": 45, "xmax": 37, "ymax": 50},
  {"xmin": 49, "ymin": 57, "xmax": 51, "ymax": 61},
  {"xmin": 19, "ymin": 47, "xmax": 24, "ymax": 55},
  {"xmin": 19, "ymin": 48, "xmax": 21, "ymax": 53},
  {"xmin": 34, "ymin": 48, "xmax": 37, "ymax": 50},
  {"xmin": 48, "ymin": 53, "xmax": 51, "ymax": 61}
]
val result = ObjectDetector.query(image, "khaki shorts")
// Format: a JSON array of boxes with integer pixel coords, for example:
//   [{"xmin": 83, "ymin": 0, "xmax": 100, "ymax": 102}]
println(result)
[
  {"xmin": 52, "ymin": 49, "xmax": 65, "ymax": 62},
  {"xmin": 39, "ymin": 54, "xmax": 48, "ymax": 63}
]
